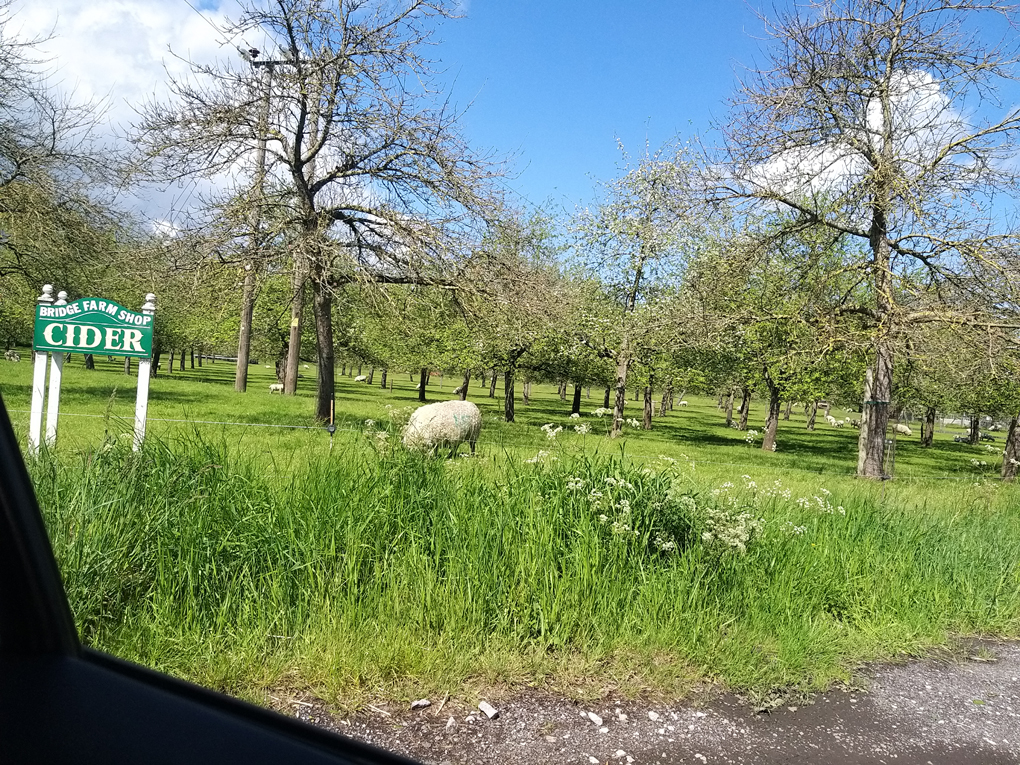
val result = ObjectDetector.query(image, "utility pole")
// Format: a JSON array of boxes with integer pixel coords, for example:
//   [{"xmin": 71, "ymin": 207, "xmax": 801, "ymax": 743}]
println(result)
[
  {"xmin": 234, "ymin": 48, "xmax": 292, "ymax": 392},
  {"xmin": 284, "ymin": 65, "xmax": 320, "ymax": 396}
]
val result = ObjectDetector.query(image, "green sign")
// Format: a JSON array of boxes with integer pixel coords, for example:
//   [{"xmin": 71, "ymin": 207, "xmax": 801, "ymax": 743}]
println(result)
[{"xmin": 33, "ymin": 297, "xmax": 153, "ymax": 358}]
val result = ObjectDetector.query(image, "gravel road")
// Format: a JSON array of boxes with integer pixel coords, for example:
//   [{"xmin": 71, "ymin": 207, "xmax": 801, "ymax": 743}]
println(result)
[{"xmin": 287, "ymin": 641, "xmax": 1020, "ymax": 764}]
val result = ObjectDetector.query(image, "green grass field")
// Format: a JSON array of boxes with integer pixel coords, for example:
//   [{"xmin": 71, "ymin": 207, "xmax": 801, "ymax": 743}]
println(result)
[{"xmin": 1, "ymin": 352, "xmax": 1018, "ymax": 709}]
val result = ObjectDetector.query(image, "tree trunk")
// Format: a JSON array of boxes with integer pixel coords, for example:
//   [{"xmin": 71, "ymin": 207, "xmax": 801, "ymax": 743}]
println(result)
[
  {"xmin": 857, "ymin": 345, "xmax": 894, "ymax": 478},
  {"xmin": 633, "ymin": 387, "xmax": 640, "ymax": 402},
  {"xmin": 659, "ymin": 384, "xmax": 672, "ymax": 417},
  {"xmin": 489, "ymin": 371, "xmax": 497, "ymax": 398},
  {"xmin": 367, "ymin": 367, "xmax": 375, "ymax": 385},
  {"xmin": 783, "ymin": 400, "xmax": 792, "ymax": 420},
  {"xmin": 83, "ymin": 354, "xmax": 94, "ymax": 370},
  {"xmin": 724, "ymin": 388, "xmax": 735, "ymax": 428},
  {"xmin": 968, "ymin": 414, "xmax": 980, "ymax": 445},
  {"xmin": 1002, "ymin": 414, "xmax": 1019, "ymax": 482},
  {"xmin": 586, "ymin": 386, "xmax": 590, "ymax": 399},
  {"xmin": 762, "ymin": 381, "xmax": 781, "ymax": 452},
  {"xmin": 234, "ymin": 265, "xmax": 256, "ymax": 393},
  {"xmin": 921, "ymin": 406, "xmax": 936, "ymax": 447},
  {"xmin": 311, "ymin": 275, "xmax": 335, "ymax": 421},
  {"xmin": 480, "ymin": 370, "xmax": 486, "ymax": 387},
  {"xmin": 460, "ymin": 369, "xmax": 470, "ymax": 401},
  {"xmin": 523, "ymin": 380, "xmax": 531, "ymax": 405},
  {"xmin": 737, "ymin": 386, "xmax": 750, "ymax": 430},
  {"xmin": 418, "ymin": 367, "xmax": 428, "ymax": 403},
  {"xmin": 807, "ymin": 401, "xmax": 818, "ymax": 431},
  {"xmin": 179, "ymin": 350, "xmax": 185, "ymax": 372},
  {"xmin": 168, "ymin": 351, "xmax": 174, "ymax": 373},
  {"xmin": 284, "ymin": 252, "xmax": 306, "ymax": 396},
  {"xmin": 125, "ymin": 356, "xmax": 133, "ymax": 376},
  {"xmin": 603, "ymin": 387, "xmax": 611, "ymax": 408},
  {"xmin": 558, "ymin": 381, "xmax": 566, "ymax": 401},
  {"xmin": 190, "ymin": 348, "xmax": 195, "ymax": 369},
  {"xmin": 380, "ymin": 368, "xmax": 387, "ymax": 388},
  {"xmin": 357, "ymin": 363, "xmax": 362, "ymax": 378},
  {"xmin": 643, "ymin": 386, "xmax": 653, "ymax": 430},
  {"xmin": 197, "ymin": 350, "xmax": 202, "ymax": 367},
  {"xmin": 504, "ymin": 369, "xmax": 515, "ymax": 422},
  {"xmin": 571, "ymin": 383, "xmax": 582, "ymax": 415},
  {"xmin": 275, "ymin": 357, "xmax": 285, "ymax": 383},
  {"xmin": 611, "ymin": 349, "xmax": 630, "ymax": 438}
]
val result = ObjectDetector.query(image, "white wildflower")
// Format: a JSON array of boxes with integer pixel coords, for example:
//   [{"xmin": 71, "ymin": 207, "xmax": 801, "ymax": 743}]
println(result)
[
  {"xmin": 541, "ymin": 423, "xmax": 563, "ymax": 441},
  {"xmin": 574, "ymin": 423, "xmax": 591, "ymax": 435}
]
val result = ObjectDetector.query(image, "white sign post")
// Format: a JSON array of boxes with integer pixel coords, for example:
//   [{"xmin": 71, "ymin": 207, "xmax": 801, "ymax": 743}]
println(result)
[
  {"xmin": 133, "ymin": 293, "xmax": 156, "ymax": 451},
  {"xmin": 27, "ymin": 285, "xmax": 54, "ymax": 455},
  {"xmin": 44, "ymin": 291, "xmax": 68, "ymax": 447},
  {"xmin": 28, "ymin": 288, "xmax": 156, "ymax": 454}
]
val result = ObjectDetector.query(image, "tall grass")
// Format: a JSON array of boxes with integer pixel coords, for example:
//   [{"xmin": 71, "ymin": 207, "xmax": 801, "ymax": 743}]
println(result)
[{"xmin": 30, "ymin": 429, "xmax": 1020, "ymax": 706}]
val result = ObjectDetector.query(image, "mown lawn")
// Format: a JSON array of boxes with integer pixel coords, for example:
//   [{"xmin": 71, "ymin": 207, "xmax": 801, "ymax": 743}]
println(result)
[{"xmin": 1, "ymin": 353, "xmax": 1017, "ymax": 709}]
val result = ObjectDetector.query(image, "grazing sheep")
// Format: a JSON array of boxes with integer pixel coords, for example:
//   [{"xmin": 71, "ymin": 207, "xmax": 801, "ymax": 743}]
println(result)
[
  {"xmin": 269, "ymin": 383, "xmax": 284, "ymax": 394},
  {"xmin": 824, "ymin": 414, "xmax": 838, "ymax": 426},
  {"xmin": 4, "ymin": 350, "xmax": 20, "ymax": 362},
  {"xmin": 953, "ymin": 435, "xmax": 968, "ymax": 443},
  {"xmin": 678, "ymin": 400, "xmax": 689, "ymax": 407},
  {"xmin": 402, "ymin": 400, "xmax": 482, "ymax": 457},
  {"xmin": 835, "ymin": 419, "xmax": 845, "ymax": 428},
  {"xmin": 980, "ymin": 432, "xmax": 996, "ymax": 442},
  {"xmin": 893, "ymin": 423, "xmax": 912, "ymax": 436},
  {"xmin": 850, "ymin": 418, "xmax": 861, "ymax": 428},
  {"xmin": 354, "ymin": 375, "xmax": 368, "ymax": 382}
]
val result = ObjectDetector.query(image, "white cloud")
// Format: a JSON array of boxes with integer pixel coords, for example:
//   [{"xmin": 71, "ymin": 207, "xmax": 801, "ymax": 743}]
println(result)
[
  {"xmin": 752, "ymin": 69, "xmax": 968, "ymax": 201},
  {"xmin": 15, "ymin": 0, "xmax": 231, "ymax": 132},
  {"xmin": 11, "ymin": 0, "xmax": 240, "ymax": 225}
]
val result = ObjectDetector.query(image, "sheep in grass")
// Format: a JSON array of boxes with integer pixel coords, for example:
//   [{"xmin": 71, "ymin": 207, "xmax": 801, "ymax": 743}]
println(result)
[
  {"xmin": 824, "ymin": 414, "xmax": 838, "ymax": 427},
  {"xmin": 402, "ymin": 400, "xmax": 482, "ymax": 457},
  {"xmin": 4, "ymin": 350, "xmax": 20, "ymax": 362},
  {"xmin": 354, "ymin": 375, "xmax": 368, "ymax": 383},
  {"xmin": 850, "ymin": 418, "xmax": 861, "ymax": 429},
  {"xmin": 678, "ymin": 400, "xmax": 689, "ymax": 407},
  {"xmin": 893, "ymin": 423, "xmax": 912, "ymax": 437},
  {"xmin": 269, "ymin": 383, "xmax": 283, "ymax": 394}
]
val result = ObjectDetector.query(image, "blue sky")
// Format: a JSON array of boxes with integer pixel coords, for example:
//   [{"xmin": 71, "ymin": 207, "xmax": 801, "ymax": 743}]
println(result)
[
  {"xmin": 21, "ymin": 0, "xmax": 1020, "ymax": 227},
  {"xmin": 430, "ymin": 1, "xmax": 768, "ymax": 212}
]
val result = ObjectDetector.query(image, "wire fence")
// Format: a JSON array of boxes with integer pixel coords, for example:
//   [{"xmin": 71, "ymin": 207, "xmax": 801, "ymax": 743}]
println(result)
[{"xmin": 4, "ymin": 410, "xmax": 1007, "ymax": 483}]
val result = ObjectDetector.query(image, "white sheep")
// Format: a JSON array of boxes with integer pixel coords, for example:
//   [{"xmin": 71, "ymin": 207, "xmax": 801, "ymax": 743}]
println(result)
[
  {"xmin": 354, "ymin": 375, "xmax": 367, "ymax": 382},
  {"xmin": 402, "ymin": 400, "xmax": 482, "ymax": 457},
  {"xmin": 4, "ymin": 350, "xmax": 20, "ymax": 362},
  {"xmin": 824, "ymin": 414, "xmax": 838, "ymax": 426},
  {"xmin": 678, "ymin": 400, "xmax": 689, "ymax": 407},
  {"xmin": 835, "ymin": 419, "xmax": 845, "ymax": 428},
  {"xmin": 269, "ymin": 383, "xmax": 283, "ymax": 394},
  {"xmin": 894, "ymin": 423, "xmax": 912, "ymax": 436}
]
